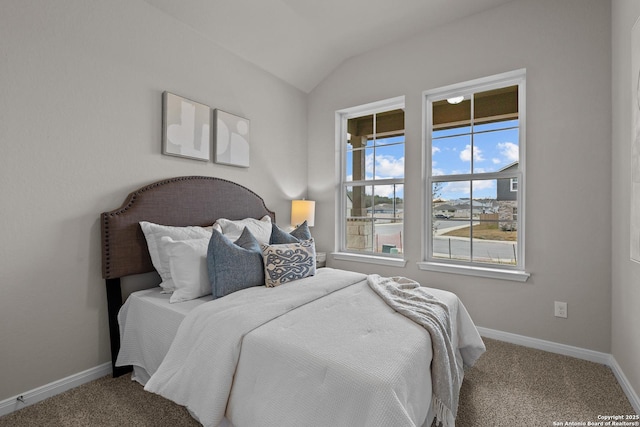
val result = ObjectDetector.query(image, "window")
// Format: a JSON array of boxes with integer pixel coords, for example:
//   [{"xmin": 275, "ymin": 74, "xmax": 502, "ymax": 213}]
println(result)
[
  {"xmin": 335, "ymin": 97, "xmax": 405, "ymax": 265},
  {"xmin": 421, "ymin": 70, "xmax": 529, "ymax": 281}
]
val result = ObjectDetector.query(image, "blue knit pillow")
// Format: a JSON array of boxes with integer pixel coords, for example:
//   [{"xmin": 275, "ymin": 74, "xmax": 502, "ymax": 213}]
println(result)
[
  {"xmin": 207, "ymin": 228, "xmax": 264, "ymax": 298},
  {"xmin": 269, "ymin": 221, "xmax": 312, "ymax": 244}
]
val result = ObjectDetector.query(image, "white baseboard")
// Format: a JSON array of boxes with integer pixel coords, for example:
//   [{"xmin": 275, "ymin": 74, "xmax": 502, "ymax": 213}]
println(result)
[
  {"xmin": 0, "ymin": 362, "xmax": 111, "ymax": 418},
  {"xmin": 609, "ymin": 356, "xmax": 640, "ymax": 415},
  {"xmin": 476, "ymin": 327, "xmax": 611, "ymax": 364},
  {"xmin": 477, "ymin": 327, "xmax": 640, "ymax": 414}
]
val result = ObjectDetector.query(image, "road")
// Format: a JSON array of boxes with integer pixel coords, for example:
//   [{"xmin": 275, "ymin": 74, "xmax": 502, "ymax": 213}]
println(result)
[{"xmin": 374, "ymin": 221, "xmax": 518, "ymax": 263}]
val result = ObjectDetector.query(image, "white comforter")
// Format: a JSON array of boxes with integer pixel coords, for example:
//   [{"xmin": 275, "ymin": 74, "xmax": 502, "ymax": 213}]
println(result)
[{"xmin": 144, "ymin": 268, "xmax": 485, "ymax": 427}]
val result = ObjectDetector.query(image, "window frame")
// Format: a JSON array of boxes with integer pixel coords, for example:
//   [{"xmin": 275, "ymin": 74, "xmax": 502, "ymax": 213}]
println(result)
[
  {"xmin": 419, "ymin": 70, "xmax": 530, "ymax": 282},
  {"xmin": 334, "ymin": 96, "xmax": 407, "ymax": 267}
]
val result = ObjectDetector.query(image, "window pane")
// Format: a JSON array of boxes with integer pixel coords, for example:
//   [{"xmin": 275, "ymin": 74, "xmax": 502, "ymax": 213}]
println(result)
[
  {"xmin": 473, "ymin": 127, "xmax": 519, "ymax": 173},
  {"xmin": 347, "ymin": 115, "xmax": 373, "ymax": 148},
  {"xmin": 470, "ymin": 178, "xmax": 518, "ymax": 265},
  {"xmin": 432, "ymin": 133, "xmax": 472, "ymax": 175},
  {"xmin": 433, "ymin": 219, "xmax": 471, "ymax": 262},
  {"xmin": 374, "ymin": 145, "xmax": 404, "ymax": 179},
  {"xmin": 474, "ymin": 85, "xmax": 518, "ymax": 124},
  {"xmin": 374, "ymin": 109, "xmax": 404, "ymax": 143},
  {"xmin": 372, "ymin": 184, "xmax": 404, "ymax": 254},
  {"xmin": 432, "ymin": 98, "xmax": 471, "ymax": 130},
  {"xmin": 345, "ymin": 185, "xmax": 374, "ymax": 252},
  {"xmin": 432, "ymin": 181, "xmax": 471, "ymax": 261}
]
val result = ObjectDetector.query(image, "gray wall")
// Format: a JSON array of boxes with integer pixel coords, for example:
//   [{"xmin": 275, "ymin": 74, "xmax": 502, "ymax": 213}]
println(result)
[
  {"xmin": 612, "ymin": 0, "xmax": 640, "ymax": 407},
  {"xmin": 308, "ymin": 0, "xmax": 612, "ymax": 353},
  {"xmin": 0, "ymin": 0, "xmax": 307, "ymax": 401}
]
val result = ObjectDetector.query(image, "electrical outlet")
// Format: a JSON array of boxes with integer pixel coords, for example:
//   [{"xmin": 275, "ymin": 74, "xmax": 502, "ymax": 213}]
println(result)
[{"xmin": 554, "ymin": 301, "xmax": 568, "ymax": 318}]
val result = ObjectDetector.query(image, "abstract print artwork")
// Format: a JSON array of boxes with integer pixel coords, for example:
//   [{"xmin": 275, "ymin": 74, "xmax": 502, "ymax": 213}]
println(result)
[
  {"xmin": 214, "ymin": 109, "xmax": 250, "ymax": 168},
  {"xmin": 162, "ymin": 92, "xmax": 211, "ymax": 161},
  {"xmin": 632, "ymin": 19, "xmax": 640, "ymax": 263}
]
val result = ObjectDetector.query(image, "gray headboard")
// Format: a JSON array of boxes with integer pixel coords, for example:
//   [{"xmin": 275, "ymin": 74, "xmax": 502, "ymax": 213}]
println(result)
[{"xmin": 101, "ymin": 175, "xmax": 275, "ymax": 279}]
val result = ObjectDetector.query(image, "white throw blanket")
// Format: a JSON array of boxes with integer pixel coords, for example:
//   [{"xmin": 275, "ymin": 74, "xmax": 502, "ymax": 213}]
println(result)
[{"xmin": 367, "ymin": 274, "xmax": 461, "ymax": 427}]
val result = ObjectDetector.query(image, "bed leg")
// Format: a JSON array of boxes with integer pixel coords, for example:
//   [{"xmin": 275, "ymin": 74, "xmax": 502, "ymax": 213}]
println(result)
[{"xmin": 106, "ymin": 278, "xmax": 132, "ymax": 377}]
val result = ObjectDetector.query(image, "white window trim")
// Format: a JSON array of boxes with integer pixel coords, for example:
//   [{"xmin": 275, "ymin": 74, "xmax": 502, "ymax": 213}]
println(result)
[
  {"xmin": 421, "ymin": 69, "xmax": 529, "ymax": 281},
  {"xmin": 334, "ymin": 96, "xmax": 405, "ymax": 265},
  {"xmin": 333, "ymin": 251, "xmax": 408, "ymax": 267}
]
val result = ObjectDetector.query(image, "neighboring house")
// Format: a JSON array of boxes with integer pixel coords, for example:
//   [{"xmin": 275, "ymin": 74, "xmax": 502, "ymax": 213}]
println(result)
[{"xmin": 497, "ymin": 162, "xmax": 519, "ymax": 230}]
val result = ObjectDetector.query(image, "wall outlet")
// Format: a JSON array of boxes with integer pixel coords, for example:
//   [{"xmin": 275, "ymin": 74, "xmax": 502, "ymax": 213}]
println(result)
[{"xmin": 554, "ymin": 301, "xmax": 568, "ymax": 318}]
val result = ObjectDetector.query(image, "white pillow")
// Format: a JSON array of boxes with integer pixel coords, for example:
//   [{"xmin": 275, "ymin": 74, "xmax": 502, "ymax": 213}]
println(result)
[
  {"xmin": 139, "ymin": 221, "xmax": 213, "ymax": 292},
  {"xmin": 162, "ymin": 237, "xmax": 211, "ymax": 303},
  {"xmin": 215, "ymin": 215, "xmax": 272, "ymax": 245}
]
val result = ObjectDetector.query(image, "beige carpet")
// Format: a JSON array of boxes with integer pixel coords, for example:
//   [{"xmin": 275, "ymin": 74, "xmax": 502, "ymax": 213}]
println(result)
[{"xmin": 1, "ymin": 338, "xmax": 635, "ymax": 426}]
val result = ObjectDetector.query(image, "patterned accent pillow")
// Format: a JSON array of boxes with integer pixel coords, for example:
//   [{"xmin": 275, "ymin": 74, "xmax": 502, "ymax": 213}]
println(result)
[
  {"xmin": 207, "ymin": 227, "xmax": 265, "ymax": 298},
  {"xmin": 269, "ymin": 220, "xmax": 312, "ymax": 244},
  {"xmin": 262, "ymin": 239, "xmax": 316, "ymax": 287}
]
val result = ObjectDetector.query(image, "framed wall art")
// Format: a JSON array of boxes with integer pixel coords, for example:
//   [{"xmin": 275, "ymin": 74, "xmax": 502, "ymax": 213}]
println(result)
[
  {"xmin": 214, "ymin": 109, "xmax": 250, "ymax": 168},
  {"xmin": 162, "ymin": 92, "xmax": 211, "ymax": 161}
]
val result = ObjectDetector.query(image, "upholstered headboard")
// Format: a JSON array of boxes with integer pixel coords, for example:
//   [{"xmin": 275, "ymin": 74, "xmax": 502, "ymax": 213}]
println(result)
[{"xmin": 100, "ymin": 176, "xmax": 275, "ymax": 375}]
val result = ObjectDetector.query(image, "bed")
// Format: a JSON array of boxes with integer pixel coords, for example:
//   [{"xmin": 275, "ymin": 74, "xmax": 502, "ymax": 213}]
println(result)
[{"xmin": 101, "ymin": 176, "xmax": 485, "ymax": 427}]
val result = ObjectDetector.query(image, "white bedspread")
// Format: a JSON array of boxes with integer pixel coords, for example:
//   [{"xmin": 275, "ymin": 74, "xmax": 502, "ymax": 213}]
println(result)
[{"xmin": 144, "ymin": 268, "xmax": 485, "ymax": 427}]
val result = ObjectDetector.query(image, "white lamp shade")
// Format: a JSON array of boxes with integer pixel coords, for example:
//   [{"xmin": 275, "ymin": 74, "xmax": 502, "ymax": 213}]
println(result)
[{"xmin": 291, "ymin": 200, "xmax": 315, "ymax": 227}]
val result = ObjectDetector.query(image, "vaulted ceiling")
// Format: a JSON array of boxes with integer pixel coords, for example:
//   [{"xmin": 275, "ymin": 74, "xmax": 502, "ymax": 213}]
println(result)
[{"xmin": 144, "ymin": 0, "xmax": 515, "ymax": 93}]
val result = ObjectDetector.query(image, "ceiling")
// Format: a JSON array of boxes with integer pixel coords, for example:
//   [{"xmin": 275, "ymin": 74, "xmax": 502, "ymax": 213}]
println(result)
[{"xmin": 144, "ymin": 0, "xmax": 514, "ymax": 93}]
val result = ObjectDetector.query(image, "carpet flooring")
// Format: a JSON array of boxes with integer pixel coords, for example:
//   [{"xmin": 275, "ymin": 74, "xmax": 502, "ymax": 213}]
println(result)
[{"xmin": 1, "ymin": 338, "xmax": 636, "ymax": 426}]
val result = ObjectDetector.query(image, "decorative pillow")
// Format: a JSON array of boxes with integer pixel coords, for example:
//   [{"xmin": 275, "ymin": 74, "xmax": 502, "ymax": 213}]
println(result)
[
  {"xmin": 215, "ymin": 215, "xmax": 272, "ymax": 245},
  {"xmin": 207, "ymin": 228, "xmax": 265, "ymax": 299},
  {"xmin": 262, "ymin": 239, "xmax": 316, "ymax": 287},
  {"xmin": 161, "ymin": 237, "xmax": 211, "ymax": 303},
  {"xmin": 139, "ymin": 221, "xmax": 213, "ymax": 292},
  {"xmin": 269, "ymin": 220, "xmax": 312, "ymax": 244}
]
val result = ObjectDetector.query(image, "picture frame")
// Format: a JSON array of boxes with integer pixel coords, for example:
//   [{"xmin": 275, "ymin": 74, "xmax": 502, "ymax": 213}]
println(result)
[
  {"xmin": 162, "ymin": 92, "xmax": 211, "ymax": 161},
  {"xmin": 214, "ymin": 109, "xmax": 251, "ymax": 168}
]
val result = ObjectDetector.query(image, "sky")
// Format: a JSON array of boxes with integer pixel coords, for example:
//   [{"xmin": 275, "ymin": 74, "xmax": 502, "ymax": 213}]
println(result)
[
  {"xmin": 432, "ymin": 119, "xmax": 519, "ymax": 200},
  {"xmin": 346, "ymin": 119, "xmax": 520, "ymax": 201}
]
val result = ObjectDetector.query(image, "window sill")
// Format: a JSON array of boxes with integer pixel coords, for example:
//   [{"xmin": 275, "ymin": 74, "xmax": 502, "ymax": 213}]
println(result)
[
  {"xmin": 332, "ymin": 252, "xmax": 407, "ymax": 268},
  {"xmin": 417, "ymin": 261, "xmax": 530, "ymax": 282}
]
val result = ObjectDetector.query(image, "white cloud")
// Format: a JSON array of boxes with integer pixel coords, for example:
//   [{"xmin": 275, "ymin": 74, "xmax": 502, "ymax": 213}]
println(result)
[
  {"xmin": 432, "ymin": 146, "xmax": 441, "ymax": 155},
  {"xmin": 472, "ymin": 180, "xmax": 496, "ymax": 191},
  {"xmin": 370, "ymin": 185, "xmax": 403, "ymax": 198},
  {"xmin": 497, "ymin": 142, "xmax": 519, "ymax": 162},
  {"xmin": 460, "ymin": 144, "xmax": 485, "ymax": 162},
  {"xmin": 443, "ymin": 181, "xmax": 470, "ymax": 195},
  {"xmin": 366, "ymin": 153, "xmax": 404, "ymax": 179}
]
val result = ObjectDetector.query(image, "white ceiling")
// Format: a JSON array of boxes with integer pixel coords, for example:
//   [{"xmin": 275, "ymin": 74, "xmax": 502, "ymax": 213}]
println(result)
[{"xmin": 144, "ymin": 0, "xmax": 514, "ymax": 93}]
